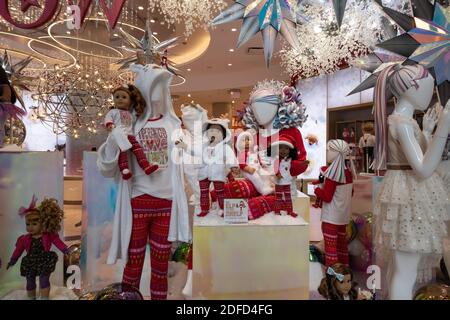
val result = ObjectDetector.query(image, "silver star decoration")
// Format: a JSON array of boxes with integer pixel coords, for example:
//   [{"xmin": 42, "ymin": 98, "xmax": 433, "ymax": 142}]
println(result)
[
  {"xmin": 117, "ymin": 20, "xmax": 181, "ymax": 76},
  {"xmin": 211, "ymin": 0, "xmax": 300, "ymax": 67},
  {"xmin": 0, "ymin": 50, "xmax": 36, "ymax": 111},
  {"xmin": 332, "ymin": 0, "xmax": 347, "ymax": 28}
]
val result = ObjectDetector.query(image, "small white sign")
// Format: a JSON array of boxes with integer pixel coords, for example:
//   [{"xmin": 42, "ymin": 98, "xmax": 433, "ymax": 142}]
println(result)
[{"xmin": 224, "ymin": 199, "xmax": 249, "ymax": 224}]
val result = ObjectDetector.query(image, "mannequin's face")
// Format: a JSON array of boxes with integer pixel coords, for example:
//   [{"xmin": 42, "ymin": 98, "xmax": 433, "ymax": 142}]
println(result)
[
  {"xmin": 326, "ymin": 149, "xmax": 339, "ymax": 164},
  {"xmin": 401, "ymin": 73, "xmax": 435, "ymax": 111},
  {"xmin": 206, "ymin": 124, "xmax": 224, "ymax": 145},
  {"xmin": 181, "ymin": 105, "xmax": 204, "ymax": 134},
  {"xmin": 279, "ymin": 144, "xmax": 290, "ymax": 158},
  {"xmin": 250, "ymin": 89, "xmax": 279, "ymax": 127},
  {"xmin": 151, "ymin": 81, "xmax": 164, "ymax": 103}
]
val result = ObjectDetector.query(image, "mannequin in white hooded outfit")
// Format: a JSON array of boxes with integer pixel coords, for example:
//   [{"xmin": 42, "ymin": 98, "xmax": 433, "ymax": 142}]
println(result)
[
  {"xmin": 97, "ymin": 63, "xmax": 189, "ymax": 300},
  {"xmin": 373, "ymin": 64, "xmax": 450, "ymax": 300}
]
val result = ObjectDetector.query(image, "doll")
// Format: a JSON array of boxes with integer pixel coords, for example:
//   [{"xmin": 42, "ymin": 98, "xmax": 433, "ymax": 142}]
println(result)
[
  {"xmin": 311, "ymin": 166, "xmax": 326, "ymax": 208},
  {"xmin": 318, "ymin": 263, "xmax": 359, "ymax": 300},
  {"xmin": 236, "ymin": 131, "xmax": 274, "ymax": 196},
  {"xmin": 315, "ymin": 139, "xmax": 355, "ymax": 267},
  {"xmin": 105, "ymin": 85, "xmax": 158, "ymax": 180},
  {"xmin": 0, "ymin": 65, "xmax": 25, "ymax": 148},
  {"xmin": 269, "ymin": 132, "xmax": 307, "ymax": 218},
  {"xmin": 7, "ymin": 195, "xmax": 69, "ymax": 300},
  {"xmin": 179, "ymin": 118, "xmax": 239, "ymax": 217}
]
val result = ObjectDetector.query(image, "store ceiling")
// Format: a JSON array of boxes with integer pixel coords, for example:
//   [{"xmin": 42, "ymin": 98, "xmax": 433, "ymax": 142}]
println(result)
[{"xmin": 0, "ymin": 0, "xmax": 290, "ymax": 109}]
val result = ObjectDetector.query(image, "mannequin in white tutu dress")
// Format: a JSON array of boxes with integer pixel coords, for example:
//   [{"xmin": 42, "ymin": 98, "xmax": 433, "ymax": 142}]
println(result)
[{"xmin": 373, "ymin": 64, "xmax": 450, "ymax": 300}]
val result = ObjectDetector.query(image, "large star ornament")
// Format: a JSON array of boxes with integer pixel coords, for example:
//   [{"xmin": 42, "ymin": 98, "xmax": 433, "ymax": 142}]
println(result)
[
  {"xmin": 117, "ymin": 20, "xmax": 181, "ymax": 76},
  {"xmin": 375, "ymin": 0, "xmax": 450, "ymax": 103},
  {"xmin": 211, "ymin": 0, "xmax": 300, "ymax": 67}
]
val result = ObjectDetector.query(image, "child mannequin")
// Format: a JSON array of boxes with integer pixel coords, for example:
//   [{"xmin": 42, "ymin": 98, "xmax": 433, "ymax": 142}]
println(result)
[
  {"xmin": 314, "ymin": 139, "xmax": 355, "ymax": 267},
  {"xmin": 178, "ymin": 118, "xmax": 239, "ymax": 217},
  {"xmin": 7, "ymin": 196, "xmax": 69, "ymax": 300},
  {"xmin": 105, "ymin": 85, "xmax": 158, "ymax": 180}
]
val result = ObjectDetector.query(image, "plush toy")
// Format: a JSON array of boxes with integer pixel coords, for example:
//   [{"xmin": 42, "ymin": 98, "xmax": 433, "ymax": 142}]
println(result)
[
  {"xmin": 7, "ymin": 195, "xmax": 70, "ymax": 300},
  {"xmin": 236, "ymin": 131, "xmax": 274, "ymax": 196},
  {"xmin": 104, "ymin": 85, "xmax": 158, "ymax": 180},
  {"xmin": 179, "ymin": 118, "xmax": 239, "ymax": 217},
  {"xmin": 269, "ymin": 131, "xmax": 309, "ymax": 218},
  {"xmin": 314, "ymin": 139, "xmax": 355, "ymax": 267}
]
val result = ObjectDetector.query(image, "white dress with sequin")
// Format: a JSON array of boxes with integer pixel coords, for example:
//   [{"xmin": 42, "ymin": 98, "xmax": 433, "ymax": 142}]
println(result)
[{"xmin": 375, "ymin": 114, "xmax": 450, "ymax": 256}]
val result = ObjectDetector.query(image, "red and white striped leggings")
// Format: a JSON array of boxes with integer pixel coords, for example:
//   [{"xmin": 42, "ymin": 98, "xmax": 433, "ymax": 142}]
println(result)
[
  {"xmin": 199, "ymin": 179, "xmax": 225, "ymax": 215},
  {"xmin": 122, "ymin": 194, "xmax": 172, "ymax": 300},
  {"xmin": 321, "ymin": 222, "xmax": 349, "ymax": 267},
  {"xmin": 274, "ymin": 184, "xmax": 293, "ymax": 213}
]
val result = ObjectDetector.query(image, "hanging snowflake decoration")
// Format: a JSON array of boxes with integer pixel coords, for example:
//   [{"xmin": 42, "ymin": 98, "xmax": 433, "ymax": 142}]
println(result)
[
  {"xmin": 147, "ymin": 0, "xmax": 227, "ymax": 37},
  {"xmin": 280, "ymin": 0, "xmax": 408, "ymax": 78}
]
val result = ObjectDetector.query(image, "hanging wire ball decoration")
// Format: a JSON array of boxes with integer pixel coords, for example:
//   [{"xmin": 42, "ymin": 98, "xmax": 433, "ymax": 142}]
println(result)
[{"xmin": 31, "ymin": 64, "xmax": 115, "ymax": 138}]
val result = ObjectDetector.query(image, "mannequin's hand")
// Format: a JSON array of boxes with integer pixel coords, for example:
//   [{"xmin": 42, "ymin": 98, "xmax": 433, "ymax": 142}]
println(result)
[
  {"xmin": 423, "ymin": 104, "xmax": 441, "ymax": 135},
  {"xmin": 443, "ymin": 100, "xmax": 450, "ymax": 129},
  {"xmin": 6, "ymin": 260, "xmax": 16, "ymax": 270},
  {"xmin": 175, "ymin": 140, "xmax": 187, "ymax": 150},
  {"xmin": 245, "ymin": 166, "xmax": 256, "ymax": 175}
]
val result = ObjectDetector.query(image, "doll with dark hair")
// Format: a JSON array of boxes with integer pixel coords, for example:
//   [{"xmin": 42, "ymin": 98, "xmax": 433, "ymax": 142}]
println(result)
[
  {"xmin": 269, "ymin": 132, "xmax": 307, "ymax": 218},
  {"xmin": 105, "ymin": 85, "xmax": 158, "ymax": 180},
  {"xmin": 318, "ymin": 263, "xmax": 359, "ymax": 300},
  {"xmin": 7, "ymin": 195, "xmax": 70, "ymax": 300},
  {"xmin": 0, "ymin": 65, "xmax": 26, "ymax": 147}
]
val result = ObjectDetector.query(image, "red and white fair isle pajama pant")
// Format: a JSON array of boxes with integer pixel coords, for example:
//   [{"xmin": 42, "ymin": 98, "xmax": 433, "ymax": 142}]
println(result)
[
  {"xmin": 199, "ymin": 179, "xmax": 225, "ymax": 216},
  {"xmin": 274, "ymin": 184, "xmax": 293, "ymax": 214},
  {"xmin": 321, "ymin": 222, "xmax": 349, "ymax": 267},
  {"xmin": 122, "ymin": 194, "xmax": 172, "ymax": 300}
]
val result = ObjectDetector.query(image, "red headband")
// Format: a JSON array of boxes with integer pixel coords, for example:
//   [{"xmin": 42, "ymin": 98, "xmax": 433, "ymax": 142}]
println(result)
[{"xmin": 18, "ymin": 194, "xmax": 38, "ymax": 218}]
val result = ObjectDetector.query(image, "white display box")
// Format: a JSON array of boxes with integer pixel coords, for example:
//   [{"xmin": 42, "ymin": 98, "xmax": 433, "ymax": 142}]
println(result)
[{"xmin": 193, "ymin": 212, "xmax": 309, "ymax": 299}]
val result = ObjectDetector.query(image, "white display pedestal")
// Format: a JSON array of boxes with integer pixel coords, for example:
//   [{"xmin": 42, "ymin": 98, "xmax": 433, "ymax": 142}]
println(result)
[
  {"xmin": 193, "ymin": 208, "xmax": 310, "ymax": 299},
  {"xmin": 294, "ymin": 191, "xmax": 310, "ymax": 223}
]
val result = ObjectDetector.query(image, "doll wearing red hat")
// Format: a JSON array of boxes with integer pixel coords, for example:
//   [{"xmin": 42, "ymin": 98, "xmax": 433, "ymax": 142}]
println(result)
[{"xmin": 269, "ymin": 132, "xmax": 309, "ymax": 218}]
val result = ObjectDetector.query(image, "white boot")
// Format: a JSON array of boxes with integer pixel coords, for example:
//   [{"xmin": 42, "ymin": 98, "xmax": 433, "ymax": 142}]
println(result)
[{"xmin": 182, "ymin": 269, "xmax": 193, "ymax": 299}]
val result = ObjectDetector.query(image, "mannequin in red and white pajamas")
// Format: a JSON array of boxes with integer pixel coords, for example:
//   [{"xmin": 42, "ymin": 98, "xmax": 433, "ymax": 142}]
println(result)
[
  {"xmin": 314, "ymin": 140, "xmax": 354, "ymax": 267},
  {"xmin": 98, "ymin": 64, "xmax": 190, "ymax": 300}
]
